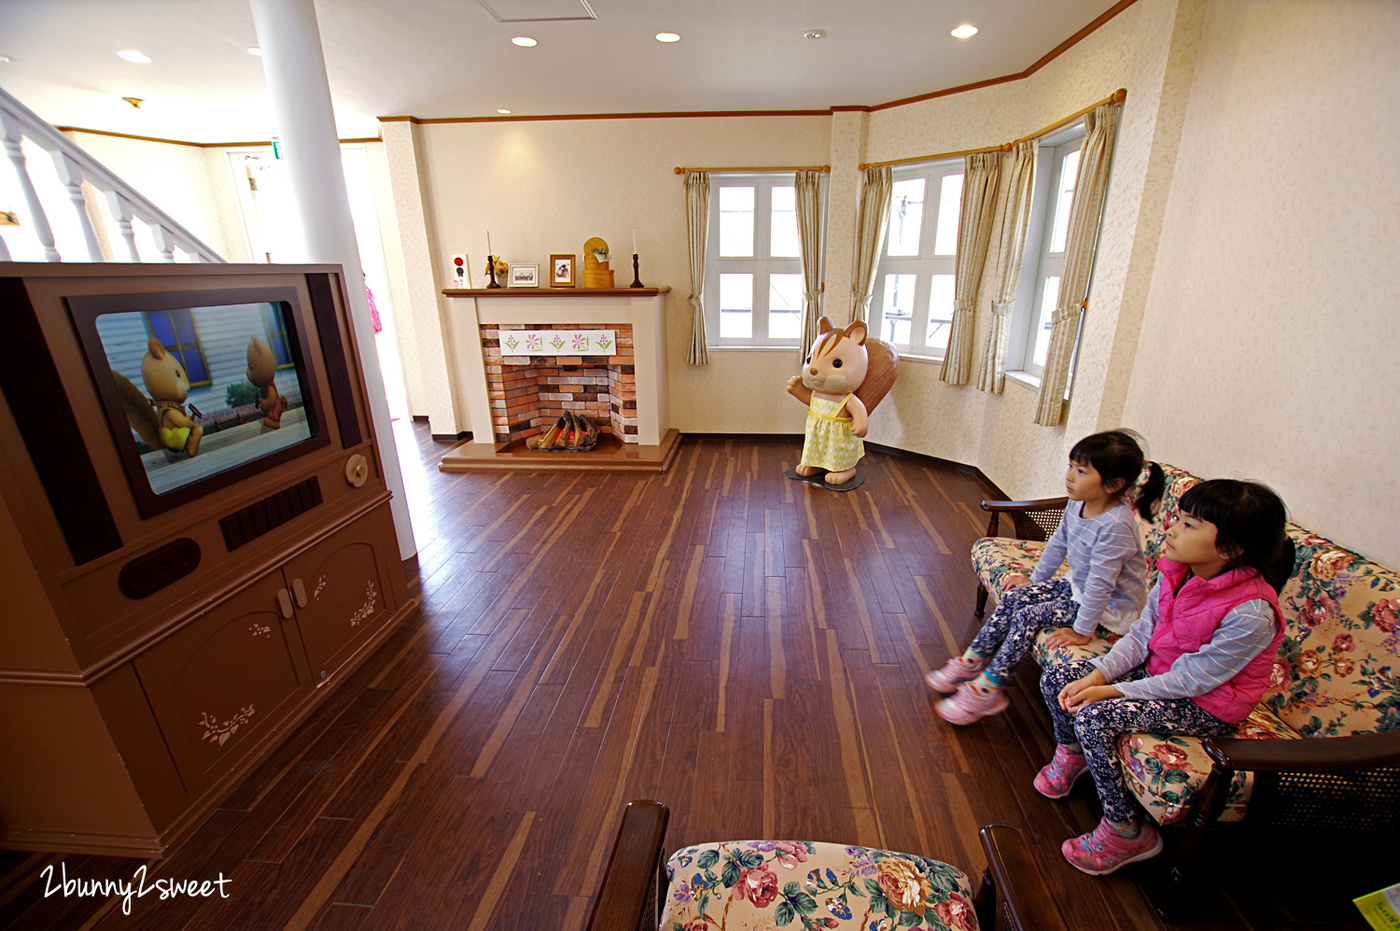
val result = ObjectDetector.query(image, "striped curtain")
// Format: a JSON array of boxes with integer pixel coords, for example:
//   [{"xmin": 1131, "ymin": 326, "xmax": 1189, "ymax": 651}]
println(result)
[
  {"xmin": 850, "ymin": 165, "xmax": 892, "ymax": 325},
  {"xmin": 684, "ymin": 171, "xmax": 710, "ymax": 364},
  {"xmin": 941, "ymin": 151, "xmax": 1000, "ymax": 385},
  {"xmin": 1035, "ymin": 102, "xmax": 1120, "ymax": 424},
  {"xmin": 977, "ymin": 140, "xmax": 1037, "ymax": 393},
  {"xmin": 794, "ymin": 170, "xmax": 826, "ymax": 356}
]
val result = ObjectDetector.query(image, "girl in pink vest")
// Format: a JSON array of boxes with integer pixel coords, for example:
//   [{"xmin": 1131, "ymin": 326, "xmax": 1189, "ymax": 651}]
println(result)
[{"xmin": 1034, "ymin": 479, "xmax": 1294, "ymax": 876}]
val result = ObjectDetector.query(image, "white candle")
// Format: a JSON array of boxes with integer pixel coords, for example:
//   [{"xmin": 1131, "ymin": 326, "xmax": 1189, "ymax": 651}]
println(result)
[
  {"xmin": 487, "ymin": 231, "xmax": 493, "ymax": 255},
  {"xmin": 632, "ymin": 228, "xmax": 637, "ymax": 254}
]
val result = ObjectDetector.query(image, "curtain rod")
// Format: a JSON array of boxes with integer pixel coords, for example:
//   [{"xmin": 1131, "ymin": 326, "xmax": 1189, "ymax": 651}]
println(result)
[
  {"xmin": 859, "ymin": 88, "xmax": 1126, "ymax": 170},
  {"xmin": 673, "ymin": 165, "xmax": 830, "ymax": 175}
]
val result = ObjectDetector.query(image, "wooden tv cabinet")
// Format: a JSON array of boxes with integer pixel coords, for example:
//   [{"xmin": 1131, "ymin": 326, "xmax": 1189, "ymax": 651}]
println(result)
[{"xmin": 0, "ymin": 263, "xmax": 418, "ymax": 856}]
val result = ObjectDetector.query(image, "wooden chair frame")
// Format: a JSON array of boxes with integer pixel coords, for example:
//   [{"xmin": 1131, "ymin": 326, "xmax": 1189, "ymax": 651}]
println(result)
[
  {"xmin": 972, "ymin": 497, "xmax": 1068, "ymax": 616},
  {"xmin": 584, "ymin": 800, "xmax": 1070, "ymax": 931}
]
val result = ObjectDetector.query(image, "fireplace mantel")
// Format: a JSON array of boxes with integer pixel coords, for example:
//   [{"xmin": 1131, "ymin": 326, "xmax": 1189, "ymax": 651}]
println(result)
[{"xmin": 441, "ymin": 286, "xmax": 673, "ymax": 465}]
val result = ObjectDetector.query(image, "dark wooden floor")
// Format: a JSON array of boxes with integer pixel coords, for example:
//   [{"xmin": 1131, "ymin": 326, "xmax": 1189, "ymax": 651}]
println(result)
[{"xmin": 0, "ymin": 425, "xmax": 1365, "ymax": 930}]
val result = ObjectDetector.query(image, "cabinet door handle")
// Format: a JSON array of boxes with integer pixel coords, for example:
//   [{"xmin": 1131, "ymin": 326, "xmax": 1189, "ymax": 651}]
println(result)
[
  {"xmin": 276, "ymin": 587, "xmax": 294, "ymax": 618},
  {"xmin": 292, "ymin": 578, "xmax": 308, "ymax": 608}
]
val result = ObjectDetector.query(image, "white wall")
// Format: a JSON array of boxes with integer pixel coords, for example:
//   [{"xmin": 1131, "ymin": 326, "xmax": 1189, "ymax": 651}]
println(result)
[
  {"xmin": 62, "ymin": 131, "xmax": 250, "ymax": 262},
  {"xmin": 1121, "ymin": 0, "xmax": 1400, "ymax": 566}
]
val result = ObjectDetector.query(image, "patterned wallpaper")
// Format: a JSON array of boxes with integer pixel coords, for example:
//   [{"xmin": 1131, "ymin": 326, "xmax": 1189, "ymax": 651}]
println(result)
[{"xmin": 1121, "ymin": 0, "xmax": 1400, "ymax": 567}]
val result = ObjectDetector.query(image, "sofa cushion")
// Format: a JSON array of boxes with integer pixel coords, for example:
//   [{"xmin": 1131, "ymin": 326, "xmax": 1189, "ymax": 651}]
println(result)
[
  {"xmin": 1117, "ymin": 706, "xmax": 1301, "ymax": 825},
  {"xmin": 663, "ymin": 839, "xmax": 980, "ymax": 931},
  {"xmin": 1269, "ymin": 528, "xmax": 1400, "ymax": 736}
]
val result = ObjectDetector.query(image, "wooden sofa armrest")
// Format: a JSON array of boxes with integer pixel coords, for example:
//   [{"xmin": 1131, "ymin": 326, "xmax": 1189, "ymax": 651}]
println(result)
[
  {"xmin": 1205, "ymin": 730, "xmax": 1400, "ymax": 773},
  {"xmin": 976, "ymin": 824, "xmax": 1070, "ymax": 931},
  {"xmin": 585, "ymin": 800, "xmax": 670, "ymax": 931},
  {"xmin": 980, "ymin": 496, "xmax": 1069, "ymax": 541}
]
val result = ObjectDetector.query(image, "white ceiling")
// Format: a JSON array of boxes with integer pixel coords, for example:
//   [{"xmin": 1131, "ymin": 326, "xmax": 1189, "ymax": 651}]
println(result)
[{"xmin": 0, "ymin": 0, "xmax": 1124, "ymax": 144}]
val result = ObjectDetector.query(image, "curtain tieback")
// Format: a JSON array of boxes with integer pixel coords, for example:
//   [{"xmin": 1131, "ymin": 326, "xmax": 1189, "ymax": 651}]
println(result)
[{"xmin": 991, "ymin": 301, "xmax": 1013, "ymax": 318}]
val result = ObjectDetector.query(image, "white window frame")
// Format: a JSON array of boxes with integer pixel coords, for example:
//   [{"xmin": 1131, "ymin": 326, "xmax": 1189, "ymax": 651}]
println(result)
[
  {"xmin": 703, "ymin": 173, "xmax": 809, "ymax": 349},
  {"xmin": 869, "ymin": 158, "xmax": 964, "ymax": 360},
  {"xmin": 1008, "ymin": 125, "xmax": 1086, "ymax": 380}
]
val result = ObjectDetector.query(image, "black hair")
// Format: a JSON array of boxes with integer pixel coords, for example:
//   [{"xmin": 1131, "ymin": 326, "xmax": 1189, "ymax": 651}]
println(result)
[
  {"xmin": 1068, "ymin": 429, "xmax": 1166, "ymax": 521},
  {"xmin": 1177, "ymin": 479, "xmax": 1295, "ymax": 593}
]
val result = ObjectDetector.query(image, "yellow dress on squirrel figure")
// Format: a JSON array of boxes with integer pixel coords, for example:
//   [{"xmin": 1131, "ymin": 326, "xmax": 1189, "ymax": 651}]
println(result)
[{"xmin": 801, "ymin": 392, "xmax": 863, "ymax": 473}]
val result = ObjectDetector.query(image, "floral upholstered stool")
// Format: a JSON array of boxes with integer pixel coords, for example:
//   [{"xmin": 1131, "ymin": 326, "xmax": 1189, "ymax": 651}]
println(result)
[
  {"xmin": 662, "ymin": 839, "xmax": 977, "ymax": 930},
  {"xmin": 584, "ymin": 801, "xmax": 1069, "ymax": 931}
]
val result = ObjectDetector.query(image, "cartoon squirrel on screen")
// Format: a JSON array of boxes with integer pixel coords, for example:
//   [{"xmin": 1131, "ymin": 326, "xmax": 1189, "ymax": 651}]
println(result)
[
  {"xmin": 113, "ymin": 336, "xmax": 203, "ymax": 458},
  {"xmin": 785, "ymin": 316, "xmax": 899, "ymax": 487},
  {"xmin": 246, "ymin": 337, "xmax": 289, "ymax": 429}
]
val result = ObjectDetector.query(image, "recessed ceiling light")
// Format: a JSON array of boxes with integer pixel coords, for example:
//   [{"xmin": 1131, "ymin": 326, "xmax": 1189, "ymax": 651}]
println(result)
[
  {"xmin": 951, "ymin": 24, "xmax": 978, "ymax": 38},
  {"xmin": 803, "ymin": 30, "xmax": 826, "ymax": 40},
  {"xmin": 511, "ymin": 36, "xmax": 537, "ymax": 47},
  {"xmin": 497, "ymin": 109, "xmax": 512, "ymax": 114},
  {"xmin": 117, "ymin": 50, "xmax": 152, "ymax": 63},
  {"xmin": 247, "ymin": 47, "xmax": 262, "ymax": 56},
  {"xmin": 655, "ymin": 32, "xmax": 681, "ymax": 43}
]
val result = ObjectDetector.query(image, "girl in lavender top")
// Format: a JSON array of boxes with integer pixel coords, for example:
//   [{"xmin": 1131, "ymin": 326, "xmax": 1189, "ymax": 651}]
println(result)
[
  {"xmin": 1033, "ymin": 479, "xmax": 1293, "ymax": 875},
  {"xmin": 928, "ymin": 430, "xmax": 1166, "ymax": 725}
]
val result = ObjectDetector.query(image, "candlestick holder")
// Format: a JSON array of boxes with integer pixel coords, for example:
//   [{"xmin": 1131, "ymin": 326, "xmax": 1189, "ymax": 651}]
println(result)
[
  {"xmin": 486, "ymin": 255, "xmax": 502, "ymax": 289},
  {"xmin": 629, "ymin": 253, "xmax": 643, "ymax": 288}
]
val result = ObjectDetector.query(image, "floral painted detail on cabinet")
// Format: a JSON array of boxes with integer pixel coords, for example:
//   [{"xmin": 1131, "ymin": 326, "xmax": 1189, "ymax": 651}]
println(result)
[
  {"xmin": 348, "ymin": 580, "xmax": 378, "ymax": 627},
  {"xmin": 250, "ymin": 622, "xmax": 271, "ymax": 638},
  {"xmin": 200, "ymin": 705, "xmax": 255, "ymax": 746},
  {"xmin": 313, "ymin": 575, "xmax": 327, "ymax": 600}
]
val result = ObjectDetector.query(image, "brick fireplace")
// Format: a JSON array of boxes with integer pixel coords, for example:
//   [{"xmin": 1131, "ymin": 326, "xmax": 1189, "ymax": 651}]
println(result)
[
  {"xmin": 440, "ymin": 287, "xmax": 677, "ymax": 471},
  {"xmin": 482, "ymin": 323, "xmax": 636, "ymax": 444}
]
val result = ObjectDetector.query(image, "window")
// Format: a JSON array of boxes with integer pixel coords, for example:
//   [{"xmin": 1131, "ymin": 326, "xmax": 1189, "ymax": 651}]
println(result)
[
  {"xmin": 145, "ymin": 309, "xmax": 211, "ymax": 387},
  {"xmin": 261, "ymin": 302, "xmax": 295, "ymax": 370},
  {"xmin": 1009, "ymin": 127, "xmax": 1085, "ymax": 378},
  {"xmin": 705, "ymin": 174, "xmax": 808, "ymax": 347},
  {"xmin": 870, "ymin": 160, "xmax": 963, "ymax": 358}
]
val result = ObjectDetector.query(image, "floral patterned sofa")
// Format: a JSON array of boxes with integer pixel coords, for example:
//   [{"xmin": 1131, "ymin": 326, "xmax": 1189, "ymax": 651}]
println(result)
[
  {"xmin": 586, "ymin": 801, "xmax": 1069, "ymax": 931},
  {"xmin": 969, "ymin": 464, "xmax": 1400, "ymax": 849}
]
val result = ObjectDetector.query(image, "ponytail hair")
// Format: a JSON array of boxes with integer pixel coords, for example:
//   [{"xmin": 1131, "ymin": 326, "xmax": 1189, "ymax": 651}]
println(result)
[
  {"xmin": 1068, "ymin": 429, "xmax": 1166, "ymax": 521},
  {"xmin": 1177, "ymin": 479, "xmax": 1295, "ymax": 593}
]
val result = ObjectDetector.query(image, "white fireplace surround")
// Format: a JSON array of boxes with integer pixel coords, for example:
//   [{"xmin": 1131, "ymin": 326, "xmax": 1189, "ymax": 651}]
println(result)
[{"xmin": 444, "ymin": 288, "xmax": 671, "ymax": 446}]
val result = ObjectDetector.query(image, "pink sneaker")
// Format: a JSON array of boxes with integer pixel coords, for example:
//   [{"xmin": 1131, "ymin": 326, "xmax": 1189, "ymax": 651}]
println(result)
[
  {"xmin": 1061, "ymin": 818, "xmax": 1163, "ymax": 875},
  {"xmin": 1034, "ymin": 745, "xmax": 1089, "ymax": 799},
  {"xmin": 924, "ymin": 656, "xmax": 985, "ymax": 695},
  {"xmin": 934, "ymin": 684, "xmax": 1009, "ymax": 725}
]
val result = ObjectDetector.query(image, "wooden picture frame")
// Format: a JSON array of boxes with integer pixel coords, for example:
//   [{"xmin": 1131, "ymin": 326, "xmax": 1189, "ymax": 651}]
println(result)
[
  {"xmin": 550, "ymin": 254, "xmax": 576, "ymax": 288},
  {"xmin": 508, "ymin": 264, "xmax": 539, "ymax": 288}
]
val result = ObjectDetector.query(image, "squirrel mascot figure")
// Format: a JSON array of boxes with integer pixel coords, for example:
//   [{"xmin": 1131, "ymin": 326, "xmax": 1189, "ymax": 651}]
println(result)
[
  {"xmin": 784, "ymin": 316, "xmax": 899, "ymax": 489},
  {"xmin": 113, "ymin": 336, "xmax": 204, "ymax": 458},
  {"xmin": 246, "ymin": 337, "xmax": 289, "ymax": 429}
]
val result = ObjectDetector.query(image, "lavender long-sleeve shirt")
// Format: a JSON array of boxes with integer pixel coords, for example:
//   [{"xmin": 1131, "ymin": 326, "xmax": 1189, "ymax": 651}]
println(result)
[
  {"xmin": 1090, "ymin": 580, "xmax": 1278, "ymax": 702},
  {"xmin": 1030, "ymin": 500, "xmax": 1147, "ymax": 635}
]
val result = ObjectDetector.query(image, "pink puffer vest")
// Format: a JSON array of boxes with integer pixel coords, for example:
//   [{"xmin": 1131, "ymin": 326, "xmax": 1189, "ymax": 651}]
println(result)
[{"xmin": 1147, "ymin": 558, "xmax": 1283, "ymax": 722}]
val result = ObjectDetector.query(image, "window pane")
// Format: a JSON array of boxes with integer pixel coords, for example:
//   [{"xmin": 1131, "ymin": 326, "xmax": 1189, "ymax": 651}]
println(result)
[
  {"xmin": 770, "ymin": 185, "xmax": 799, "ymax": 257},
  {"xmin": 1049, "ymin": 150, "xmax": 1080, "ymax": 254},
  {"xmin": 925, "ymin": 274, "xmax": 955, "ymax": 351},
  {"xmin": 719, "ymin": 272, "xmax": 753, "ymax": 338},
  {"xmin": 719, "ymin": 186, "xmax": 754, "ymax": 257},
  {"xmin": 769, "ymin": 273, "xmax": 804, "ymax": 340},
  {"xmin": 1032, "ymin": 276, "xmax": 1060, "ymax": 367},
  {"xmin": 886, "ymin": 178, "xmax": 924, "ymax": 256},
  {"xmin": 933, "ymin": 173, "xmax": 964, "ymax": 255},
  {"xmin": 879, "ymin": 273, "xmax": 916, "ymax": 345}
]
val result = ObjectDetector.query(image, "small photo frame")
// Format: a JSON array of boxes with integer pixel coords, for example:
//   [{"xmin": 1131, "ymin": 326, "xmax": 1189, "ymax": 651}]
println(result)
[
  {"xmin": 509, "ymin": 264, "xmax": 539, "ymax": 288},
  {"xmin": 550, "ymin": 254, "xmax": 576, "ymax": 288}
]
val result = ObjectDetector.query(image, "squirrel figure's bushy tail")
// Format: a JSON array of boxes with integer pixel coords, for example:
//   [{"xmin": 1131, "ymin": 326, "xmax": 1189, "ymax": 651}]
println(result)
[{"xmin": 113, "ymin": 370, "xmax": 161, "ymax": 450}]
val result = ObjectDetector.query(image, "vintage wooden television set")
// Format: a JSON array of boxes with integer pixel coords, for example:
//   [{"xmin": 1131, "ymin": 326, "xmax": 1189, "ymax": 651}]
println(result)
[{"xmin": 0, "ymin": 262, "xmax": 416, "ymax": 856}]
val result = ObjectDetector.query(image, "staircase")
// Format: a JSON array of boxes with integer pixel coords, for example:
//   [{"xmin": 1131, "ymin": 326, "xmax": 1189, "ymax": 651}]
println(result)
[{"xmin": 0, "ymin": 86, "xmax": 225, "ymax": 264}]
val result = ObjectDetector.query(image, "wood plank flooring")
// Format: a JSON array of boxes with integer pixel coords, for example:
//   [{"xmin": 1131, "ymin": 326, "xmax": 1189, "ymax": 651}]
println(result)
[{"xmin": 0, "ymin": 425, "xmax": 1355, "ymax": 930}]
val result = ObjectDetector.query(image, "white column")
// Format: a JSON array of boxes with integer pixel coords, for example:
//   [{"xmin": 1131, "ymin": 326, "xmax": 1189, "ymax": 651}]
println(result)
[
  {"xmin": 249, "ymin": 0, "xmax": 416, "ymax": 560},
  {"xmin": 52, "ymin": 152, "xmax": 104, "ymax": 261}
]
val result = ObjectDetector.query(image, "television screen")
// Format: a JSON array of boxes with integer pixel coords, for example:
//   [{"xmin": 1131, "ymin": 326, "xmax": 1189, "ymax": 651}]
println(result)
[{"xmin": 68, "ymin": 287, "xmax": 330, "ymax": 518}]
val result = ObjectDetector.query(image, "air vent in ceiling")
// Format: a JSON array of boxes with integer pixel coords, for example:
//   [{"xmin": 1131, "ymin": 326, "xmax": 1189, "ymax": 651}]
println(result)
[{"xmin": 475, "ymin": 0, "xmax": 598, "ymax": 23}]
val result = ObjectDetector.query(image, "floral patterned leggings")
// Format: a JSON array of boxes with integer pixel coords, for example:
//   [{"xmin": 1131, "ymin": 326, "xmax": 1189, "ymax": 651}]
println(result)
[
  {"xmin": 968, "ymin": 579, "xmax": 1080, "ymax": 683},
  {"xmin": 1039, "ymin": 659, "xmax": 1233, "ymax": 823}
]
